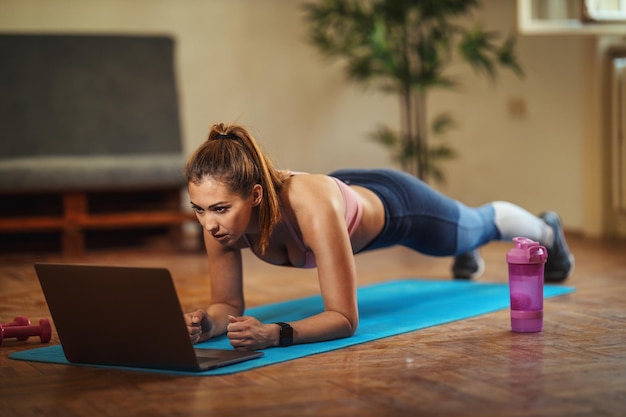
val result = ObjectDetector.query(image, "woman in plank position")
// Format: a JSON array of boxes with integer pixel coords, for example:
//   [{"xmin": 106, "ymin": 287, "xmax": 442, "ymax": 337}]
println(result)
[{"xmin": 184, "ymin": 123, "xmax": 573, "ymax": 350}]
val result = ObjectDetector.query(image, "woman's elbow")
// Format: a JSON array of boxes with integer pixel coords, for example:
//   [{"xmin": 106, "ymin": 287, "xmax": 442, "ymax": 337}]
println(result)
[
  {"xmin": 343, "ymin": 315, "xmax": 359, "ymax": 338},
  {"xmin": 329, "ymin": 310, "xmax": 358, "ymax": 339}
]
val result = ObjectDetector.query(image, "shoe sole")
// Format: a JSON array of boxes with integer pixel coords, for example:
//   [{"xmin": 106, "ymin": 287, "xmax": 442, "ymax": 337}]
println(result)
[
  {"xmin": 453, "ymin": 256, "xmax": 485, "ymax": 280},
  {"xmin": 540, "ymin": 211, "xmax": 575, "ymax": 282}
]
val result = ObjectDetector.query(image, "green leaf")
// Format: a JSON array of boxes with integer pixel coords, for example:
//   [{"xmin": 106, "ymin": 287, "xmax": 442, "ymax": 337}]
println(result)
[
  {"xmin": 497, "ymin": 35, "xmax": 524, "ymax": 78},
  {"xmin": 458, "ymin": 25, "xmax": 500, "ymax": 78},
  {"xmin": 368, "ymin": 124, "xmax": 399, "ymax": 148},
  {"xmin": 431, "ymin": 113, "xmax": 456, "ymax": 136}
]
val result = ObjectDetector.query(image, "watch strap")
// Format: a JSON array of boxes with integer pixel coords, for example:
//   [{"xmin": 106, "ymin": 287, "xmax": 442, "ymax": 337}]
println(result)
[{"xmin": 274, "ymin": 322, "xmax": 293, "ymax": 347}]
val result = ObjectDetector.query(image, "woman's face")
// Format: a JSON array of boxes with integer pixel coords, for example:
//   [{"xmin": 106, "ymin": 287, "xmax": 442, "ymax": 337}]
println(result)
[{"xmin": 188, "ymin": 177, "xmax": 261, "ymax": 247}]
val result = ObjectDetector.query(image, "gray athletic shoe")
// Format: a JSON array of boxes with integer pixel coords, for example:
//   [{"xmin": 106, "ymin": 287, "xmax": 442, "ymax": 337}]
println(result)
[
  {"xmin": 452, "ymin": 249, "xmax": 485, "ymax": 280},
  {"xmin": 540, "ymin": 211, "xmax": 575, "ymax": 282}
]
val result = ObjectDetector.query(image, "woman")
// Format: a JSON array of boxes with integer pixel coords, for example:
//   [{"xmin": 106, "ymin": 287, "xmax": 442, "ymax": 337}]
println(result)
[{"xmin": 184, "ymin": 123, "xmax": 573, "ymax": 350}]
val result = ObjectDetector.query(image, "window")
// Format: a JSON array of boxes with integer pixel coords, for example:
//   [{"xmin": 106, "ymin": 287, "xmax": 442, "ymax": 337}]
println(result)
[
  {"xmin": 518, "ymin": 0, "xmax": 626, "ymax": 35},
  {"xmin": 584, "ymin": 0, "xmax": 626, "ymax": 21}
]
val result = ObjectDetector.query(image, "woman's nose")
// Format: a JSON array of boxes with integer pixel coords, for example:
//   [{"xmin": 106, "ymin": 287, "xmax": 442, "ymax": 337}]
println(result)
[{"xmin": 202, "ymin": 217, "xmax": 218, "ymax": 233}]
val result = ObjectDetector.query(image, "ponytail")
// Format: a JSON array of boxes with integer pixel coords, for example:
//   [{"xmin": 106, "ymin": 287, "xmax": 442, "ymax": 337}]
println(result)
[{"xmin": 185, "ymin": 123, "xmax": 288, "ymax": 254}]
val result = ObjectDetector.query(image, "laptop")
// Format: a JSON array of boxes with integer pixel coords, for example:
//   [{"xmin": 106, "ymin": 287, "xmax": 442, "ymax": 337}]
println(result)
[{"xmin": 34, "ymin": 263, "xmax": 263, "ymax": 372}]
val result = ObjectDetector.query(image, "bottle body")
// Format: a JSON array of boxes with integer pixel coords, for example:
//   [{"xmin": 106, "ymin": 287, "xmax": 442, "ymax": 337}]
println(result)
[
  {"xmin": 506, "ymin": 237, "xmax": 547, "ymax": 333},
  {"xmin": 508, "ymin": 263, "xmax": 544, "ymax": 332}
]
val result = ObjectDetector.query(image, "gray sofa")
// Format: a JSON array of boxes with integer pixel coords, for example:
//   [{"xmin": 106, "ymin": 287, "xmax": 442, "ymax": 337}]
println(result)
[{"xmin": 0, "ymin": 34, "xmax": 194, "ymax": 256}]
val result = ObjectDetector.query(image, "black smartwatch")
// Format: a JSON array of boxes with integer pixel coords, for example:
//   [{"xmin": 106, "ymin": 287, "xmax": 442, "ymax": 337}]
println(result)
[{"xmin": 275, "ymin": 322, "xmax": 293, "ymax": 347}]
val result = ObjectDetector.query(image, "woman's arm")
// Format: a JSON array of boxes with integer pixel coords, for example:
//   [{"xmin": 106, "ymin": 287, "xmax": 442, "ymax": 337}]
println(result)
[
  {"xmin": 186, "ymin": 229, "xmax": 245, "ymax": 343},
  {"xmin": 288, "ymin": 175, "xmax": 360, "ymax": 343},
  {"xmin": 226, "ymin": 175, "xmax": 359, "ymax": 350}
]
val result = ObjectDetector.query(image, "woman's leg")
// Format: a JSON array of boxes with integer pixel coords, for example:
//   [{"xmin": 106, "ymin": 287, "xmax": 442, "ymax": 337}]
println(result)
[
  {"xmin": 491, "ymin": 201, "xmax": 552, "ymax": 244},
  {"xmin": 330, "ymin": 168, "xmax": 499, "ymax": 256},
  {"xmin": 454, "ymin": 203, "xmax": 574, "ymax": 282},
  {"xmin": 453, "ymin": 201, "xmax": 553, "ymax": 279},
  {"xmin": 330, "ymin": 168, "xmax": 573, "ymax": 281}
]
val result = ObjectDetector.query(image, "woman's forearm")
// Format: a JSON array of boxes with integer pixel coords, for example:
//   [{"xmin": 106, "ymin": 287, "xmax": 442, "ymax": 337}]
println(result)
[
  {"xmin": 207, "ymin": 302, "xmax": 243, "ymax": 338},
  {"xmin": 288, "ymin": 310, "xmax": 358, "ymax": 345}
]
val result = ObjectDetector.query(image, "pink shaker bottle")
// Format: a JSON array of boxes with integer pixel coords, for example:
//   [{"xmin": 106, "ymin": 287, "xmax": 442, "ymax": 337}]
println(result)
[{"xmin": 506, "ymin": 237, "xmax": 548, "ymax": 332}]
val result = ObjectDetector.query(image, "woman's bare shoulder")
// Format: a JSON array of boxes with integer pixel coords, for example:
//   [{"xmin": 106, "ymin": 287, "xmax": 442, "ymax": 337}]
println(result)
[
  {"xmin": 279, "ymin": 176, "xmax": 346, "ymax": 248},
  {"xmin": 281, "ymin": 173, "xmax": 342, "ymax": 210}
]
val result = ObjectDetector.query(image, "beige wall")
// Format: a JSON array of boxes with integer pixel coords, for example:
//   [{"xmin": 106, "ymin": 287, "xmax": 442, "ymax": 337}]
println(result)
[{"xmin": 1, "ymin": 0, "xmax": 623, "ymax": 235}]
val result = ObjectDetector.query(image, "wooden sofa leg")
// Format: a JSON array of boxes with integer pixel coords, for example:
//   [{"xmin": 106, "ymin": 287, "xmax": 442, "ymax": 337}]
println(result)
[
  {"xmin": 164, "ymin": 189, "xmax": 184, "ymax": 245},
  {"xmin": 62, "ymin": 193, "xmax": 87, "ymax": 258}
]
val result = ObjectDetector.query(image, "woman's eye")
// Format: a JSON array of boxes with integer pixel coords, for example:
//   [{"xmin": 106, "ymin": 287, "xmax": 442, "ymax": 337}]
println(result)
[
  {"xmin": 192, "ymin": 206, "xmax": 204, "ymax": 214},
  {"xmin": 214, "ymin": 206, "xmax": 228, "ymax": 214}
]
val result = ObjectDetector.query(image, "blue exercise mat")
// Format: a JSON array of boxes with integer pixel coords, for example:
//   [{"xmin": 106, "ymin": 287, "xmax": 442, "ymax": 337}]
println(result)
[{"xmin": 9, "ymin": 279, "xmax": 574, "ymax": 376}]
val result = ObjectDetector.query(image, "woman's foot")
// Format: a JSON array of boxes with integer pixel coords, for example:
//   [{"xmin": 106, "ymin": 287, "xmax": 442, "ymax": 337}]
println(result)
[
  {"xmin": 451, "ymin": 249, "xmax": 485, "ymax": 280},
  {"xmin": 540, "ymin": 211, "xmax": 575, "ymax": 282},
  {"xmin": 451, "ymin": 211, "xmax": 573, "ymax": 282}
]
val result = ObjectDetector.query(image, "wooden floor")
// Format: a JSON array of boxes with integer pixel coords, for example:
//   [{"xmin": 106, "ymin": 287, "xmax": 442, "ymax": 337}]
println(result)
[{"xmin": 1, "ymin": 233, "xmax": 625, "ymax": 417}]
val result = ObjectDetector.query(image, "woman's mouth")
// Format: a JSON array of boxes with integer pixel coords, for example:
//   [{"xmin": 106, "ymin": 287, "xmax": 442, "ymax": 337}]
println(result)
[{"xmin": 213, "ymin": 233, "xmax": 229, "ymax": 243}]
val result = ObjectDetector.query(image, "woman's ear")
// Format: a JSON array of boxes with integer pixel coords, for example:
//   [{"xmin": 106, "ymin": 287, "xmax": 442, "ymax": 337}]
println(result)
[{"xmin": 251, "ymin": 184, "xmax": 263, "ymax": 207}]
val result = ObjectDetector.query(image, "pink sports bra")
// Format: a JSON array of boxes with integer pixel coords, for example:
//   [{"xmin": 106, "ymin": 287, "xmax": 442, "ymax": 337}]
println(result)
[{"xmin": 245, "ymin": 172, "xmax": 363, "ymax": 268}]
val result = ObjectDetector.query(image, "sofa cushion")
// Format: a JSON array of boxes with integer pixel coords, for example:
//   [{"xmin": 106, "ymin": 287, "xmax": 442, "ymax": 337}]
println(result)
[
  {"xmin": 0, "ymin": 154, "xmax": 186, "ymax": 192},
  {"xmin": 0, "ymin": 34, "xmax": 182, "ymax": 158}
]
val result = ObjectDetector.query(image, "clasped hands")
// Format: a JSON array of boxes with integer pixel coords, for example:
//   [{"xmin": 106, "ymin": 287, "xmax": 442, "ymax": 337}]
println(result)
[{"xmin": 185, "ymin": 309, "xmax": 277, "ymax": 351}]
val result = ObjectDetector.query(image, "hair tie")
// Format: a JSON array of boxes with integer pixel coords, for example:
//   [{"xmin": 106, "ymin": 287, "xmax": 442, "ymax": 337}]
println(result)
[{"xmin": 216, "ymin": 133, "xmax": 239, "ymax": 140}]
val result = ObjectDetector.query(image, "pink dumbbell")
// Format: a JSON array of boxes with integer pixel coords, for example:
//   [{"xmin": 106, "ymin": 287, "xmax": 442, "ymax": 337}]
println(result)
[
  {"xmin": 2, "ymin": 316, "xmax": 32, "ymax": 329},
  {"xmin": 1, "ymin": 316, "xmax": 33, "ymax": 340},
  {"xmin": 0, "ymin": 318, "xmax": 52, "ymax": 345}
]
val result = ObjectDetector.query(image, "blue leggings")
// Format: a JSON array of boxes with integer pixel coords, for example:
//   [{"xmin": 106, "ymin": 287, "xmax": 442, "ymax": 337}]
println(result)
[{"xmin": 329, "ymin": 168, "xmax": 501, "ymax": 257}]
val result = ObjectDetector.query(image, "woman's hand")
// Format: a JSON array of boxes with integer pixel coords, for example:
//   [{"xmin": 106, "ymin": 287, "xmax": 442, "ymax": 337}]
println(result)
[
  {"xmin": 185, "ymin": 309, "xmax": 215, "ymax": 344},
  {"xmin": 227, "ymin": 315, "xmax": 277, "ymax": 351}
]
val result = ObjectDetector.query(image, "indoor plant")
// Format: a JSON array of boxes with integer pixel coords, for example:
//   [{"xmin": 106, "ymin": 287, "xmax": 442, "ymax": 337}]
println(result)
[{"xmin": 303, "ymin": 0, "xmax": 523, "ymax": 183}]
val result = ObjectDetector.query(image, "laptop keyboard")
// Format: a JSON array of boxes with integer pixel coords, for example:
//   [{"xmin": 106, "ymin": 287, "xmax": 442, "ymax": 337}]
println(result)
[{"xmin": 194, "ymin": 349, "xmax": 220, "ymax": 364}]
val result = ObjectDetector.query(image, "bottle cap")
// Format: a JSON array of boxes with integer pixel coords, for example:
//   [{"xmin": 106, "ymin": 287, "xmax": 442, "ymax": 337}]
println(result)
[{"xmin": 506, "ymin": 237, "xmax": 548, "ymax": 264}]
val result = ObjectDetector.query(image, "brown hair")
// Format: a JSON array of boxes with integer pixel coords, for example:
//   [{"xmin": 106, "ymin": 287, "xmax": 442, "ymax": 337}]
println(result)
[{"xmin": 185, "ymin": 123, "xmax": 288, "ymax": 253}]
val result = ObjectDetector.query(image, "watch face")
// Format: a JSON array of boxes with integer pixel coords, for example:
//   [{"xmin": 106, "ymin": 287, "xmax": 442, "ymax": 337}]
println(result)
[{"xmin": 278, "ymin": 323, "xmax": 293, "ymax": 347}]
